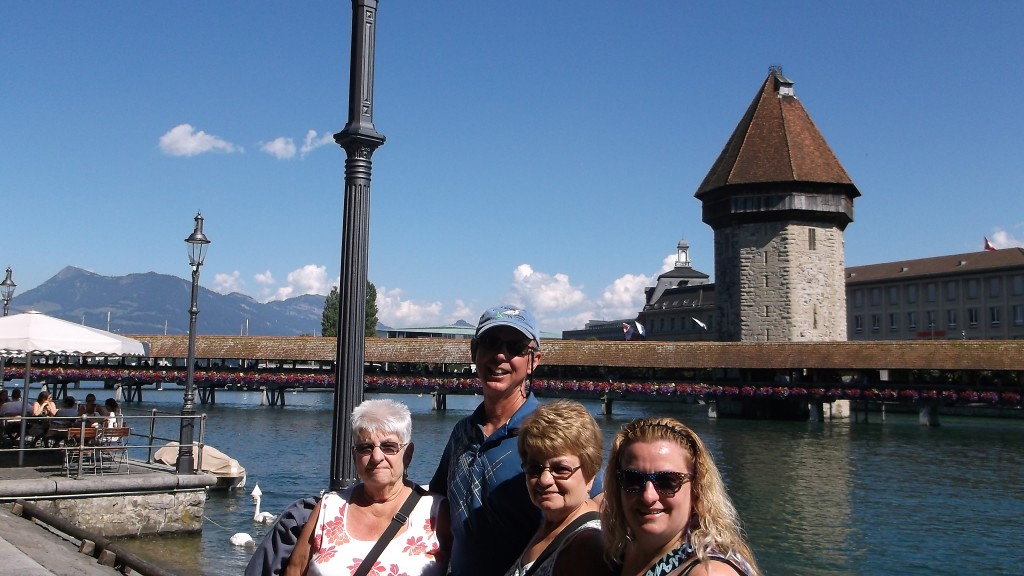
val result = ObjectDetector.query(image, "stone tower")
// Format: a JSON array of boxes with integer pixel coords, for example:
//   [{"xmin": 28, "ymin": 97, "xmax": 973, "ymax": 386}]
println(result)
[{"xmin": 695, "ymin": 68, "xmax": 860, "ymax": 341}]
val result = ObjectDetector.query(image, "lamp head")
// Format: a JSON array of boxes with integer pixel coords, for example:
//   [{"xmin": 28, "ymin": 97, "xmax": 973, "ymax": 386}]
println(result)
[
  {"xmin": 0, "ymin": 267, "xmax": 14, "ymax": 303},
  {"xmin": 185, "ymin": 212, "xmax": 211, "ymax": 266}
]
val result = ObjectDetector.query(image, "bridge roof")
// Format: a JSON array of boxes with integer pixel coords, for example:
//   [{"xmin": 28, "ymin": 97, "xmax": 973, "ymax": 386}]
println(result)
[{"xmin": 133, "ymin": 335, "xmax": 1024, "ymax": 371}]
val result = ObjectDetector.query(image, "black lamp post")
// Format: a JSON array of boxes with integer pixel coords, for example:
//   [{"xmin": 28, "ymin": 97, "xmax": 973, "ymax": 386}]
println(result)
[
  {"xmin": 330, "ymin": 0, "xmax": 385, "ymax": 490},
  {"xmin": 1, "ymin": 267, "xmax": 14, "ymax": 316},
  {"xmin": 0, "ymin": 267, "xmax": 13, "ymax": 395},
  {"xmin": 176, "ymin": 212, "xmax": 210, "ymax": 474}
]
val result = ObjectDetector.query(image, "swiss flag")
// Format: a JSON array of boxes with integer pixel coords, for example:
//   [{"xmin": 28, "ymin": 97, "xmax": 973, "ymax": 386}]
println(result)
[{"xmin": 984, "ymin": 236, "xmax": 997, "ymax": 251}]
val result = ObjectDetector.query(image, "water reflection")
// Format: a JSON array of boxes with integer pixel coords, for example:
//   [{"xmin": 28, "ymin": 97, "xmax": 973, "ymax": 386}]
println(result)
[{"xmin": 105, "ymin": 389, "xmax": 1024, "ymax": 576}]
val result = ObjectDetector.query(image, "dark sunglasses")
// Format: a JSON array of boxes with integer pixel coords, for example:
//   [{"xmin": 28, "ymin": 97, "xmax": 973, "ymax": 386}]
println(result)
[
  {"xmin": 522, "ymin": 462, "xmax": 582, "ymax": 480},
  {"xmin": 476, "ymin": 334, "xmax": 534, "ymax": 357},
  {"xmin": 352, "ymin": 441, "xmax": 407, "ymax": 456},
  {"xmin": 617, "ymin": 469, "xmax": 692, "ymax": 495}
]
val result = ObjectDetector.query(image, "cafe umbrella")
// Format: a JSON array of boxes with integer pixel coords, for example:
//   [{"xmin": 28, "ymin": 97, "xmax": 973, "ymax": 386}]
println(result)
[{"xmin": 0, "ymin": 311, "xmax": 148, "ymax": 465}]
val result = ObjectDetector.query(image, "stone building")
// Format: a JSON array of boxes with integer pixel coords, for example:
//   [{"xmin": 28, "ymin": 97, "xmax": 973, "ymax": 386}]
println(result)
[
  {"xmin": 695, "ymin": 67, "xmax": 860, "ymax": 342},
  {"xmin": 846, "ymin": 248, "xmax": 1024, "ymax": 340},
  {"xmin": 635, "ymin": 239, "xmax": 716, "ymax": 341}
]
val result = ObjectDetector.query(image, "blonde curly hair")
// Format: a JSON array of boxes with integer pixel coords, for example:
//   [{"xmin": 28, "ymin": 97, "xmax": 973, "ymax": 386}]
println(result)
[{"xmin": 601, "ymin": 417, "xmax": 760, "ymax": 575}]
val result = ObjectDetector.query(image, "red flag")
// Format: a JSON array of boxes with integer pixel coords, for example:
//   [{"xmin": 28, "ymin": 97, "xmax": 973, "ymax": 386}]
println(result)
[{"xmin": 984, "ymin": 236, "xmax": 997, "ymax": 251}]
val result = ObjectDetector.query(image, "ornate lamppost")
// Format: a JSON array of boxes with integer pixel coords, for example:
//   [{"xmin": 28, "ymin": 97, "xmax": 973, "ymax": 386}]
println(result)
[
  {"xmin": 330, "ymin": 0, "xmax": 385, "ymax": 490},
  {"xmin": 1, "ymin": 267, "xmax": 14, "ymax": 316},
  {"xmin": 0, "ymin": 267, "xmax": 13, "ymax": 394},
  {"xmin": 176, "ymin": 213, "xmax": 210, "ymax": 474}
]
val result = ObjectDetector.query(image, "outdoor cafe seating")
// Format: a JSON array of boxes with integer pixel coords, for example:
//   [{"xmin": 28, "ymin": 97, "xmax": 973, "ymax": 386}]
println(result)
[{"xmin": 62, "ymin": 425, "xmax": 131, "ymax": 477}]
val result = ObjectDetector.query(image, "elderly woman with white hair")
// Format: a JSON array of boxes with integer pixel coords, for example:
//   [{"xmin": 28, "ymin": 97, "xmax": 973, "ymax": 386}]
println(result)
[{"xmin": 284, "ymin": 399, "xmax": 447, "ymax": 576}]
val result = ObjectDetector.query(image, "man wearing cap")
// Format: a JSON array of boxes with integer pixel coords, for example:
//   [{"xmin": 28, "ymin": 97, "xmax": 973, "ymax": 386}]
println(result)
[{"xmin": 429, "ymin": 305, "xmax": 599, "ymax": 576}]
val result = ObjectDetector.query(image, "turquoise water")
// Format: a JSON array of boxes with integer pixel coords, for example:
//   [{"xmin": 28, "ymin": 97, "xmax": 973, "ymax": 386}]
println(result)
[{"xmin": 49, "ymin": 385, "xmax": 1024, "ymax": 575}]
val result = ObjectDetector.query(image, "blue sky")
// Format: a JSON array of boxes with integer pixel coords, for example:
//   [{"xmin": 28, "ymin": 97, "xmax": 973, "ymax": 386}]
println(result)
[{"xmin": 4, "ymin": 1, "xmax": 1023, "ymax": 334}]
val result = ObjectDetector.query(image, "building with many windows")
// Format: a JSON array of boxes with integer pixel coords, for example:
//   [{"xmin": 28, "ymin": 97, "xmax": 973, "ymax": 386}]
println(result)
[{"xmin": 846, "ymin": 248, "xmax": 1024, "ymax": 340}]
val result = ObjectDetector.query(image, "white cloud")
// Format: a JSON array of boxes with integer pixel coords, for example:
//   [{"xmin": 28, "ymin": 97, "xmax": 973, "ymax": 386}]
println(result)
[
  {"xmin": 253, "ymin": 270, "xmax": 275, "ymax": 286},
  {"xmin": 508, "ymin": 264, "xmax": 587, "ymax": 314},
  {"xmin": 300, "ymin": 130, "xmax": 335, "ymax": 157},
  {"xmin": 991, "ymin": 228, "xmax": 1024, "ymax": 248},
  {"xmin": 596, "ymin": 273, "xmax": 655, "ymax": 319},
  {"xmin": 261, "ymin": 264, "xmax": 331, "ymax": 302},
  {"xmin": 376, "ymin": 287, "xmax": 444, "ymax": 327},
  {"xmin": 212, "ymin": 270, "xmax": 244, "ymax": 294},
  {"xmin": 159, "ymin": 123, "xmax": 240, "ymax": 156},
  {"xmin": 260, "ymin": 137, "xmax": 297, "ymax": 160}
]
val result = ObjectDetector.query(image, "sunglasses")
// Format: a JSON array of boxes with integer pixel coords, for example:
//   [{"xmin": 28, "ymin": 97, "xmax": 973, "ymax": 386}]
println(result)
[
  {"xmin": 617, "ymin": 469, "xmax": 692, "ymax": 495},
  {"xmin": 476, "ymin": 334, "xmax": 534, "ymax": 357},
  {"xmin": 522, "ymin": 462, "xmax": 582, "ymax": 480},
  {"xmin": 352, "ymin": 441, "xmax": 407, "ymax": 456}
]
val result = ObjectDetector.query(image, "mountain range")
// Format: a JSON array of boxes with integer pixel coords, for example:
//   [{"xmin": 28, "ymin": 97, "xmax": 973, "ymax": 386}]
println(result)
[{"xmin": 10, "ymin": 266, "xmax": 331, "ymax": 336}]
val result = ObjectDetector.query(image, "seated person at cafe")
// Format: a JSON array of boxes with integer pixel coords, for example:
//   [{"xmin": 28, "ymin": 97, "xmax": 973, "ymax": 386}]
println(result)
[
  {"xmin": 53, "ymin": 396, "xmax": 79, "ymax": 427},
  {"xmin": 104, "ymin": 398, "xmax": 123, "ymax": 427},
  {"xmin": 78, "ymin": 393, "xmax": 110, "ymax": 419},
  {"xmin": 1, "ymin": 389, "xmax": 29, "ymax": 417},
  {"xmin": 27, "ymin": 391, "xmax": 59, "ymax": 439},
  {"xmin": 44, "ymin": 397, "xmax": 80, "ymax": 445},
  {"xmin": 1, "ymin": 389, "xmax": 31, "ymax": 440}
]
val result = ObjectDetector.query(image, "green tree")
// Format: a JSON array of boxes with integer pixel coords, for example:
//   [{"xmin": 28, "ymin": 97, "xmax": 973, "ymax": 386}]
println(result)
[
  {"xmin": 365, "ymin": 281, "xmax": 379, "ymax": 337},
  {"xmin": 321, "ymin": 282, "xmax": 379, "ymax": 337}
]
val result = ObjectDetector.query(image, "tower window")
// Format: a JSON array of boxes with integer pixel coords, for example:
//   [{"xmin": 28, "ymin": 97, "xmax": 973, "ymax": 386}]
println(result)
[{"xmin": 808, "ymin": 228, "xmax": 817, "ymax": 250}]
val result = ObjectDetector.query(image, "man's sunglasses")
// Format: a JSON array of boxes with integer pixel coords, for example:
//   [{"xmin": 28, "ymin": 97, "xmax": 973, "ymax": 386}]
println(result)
[
  {"xmin": 476, "ymin": 334, "xmax": 534, "ymax": 357},
  {"xmin": 617, "ymin": 469, "xmax": 692, "ymax": 495}
]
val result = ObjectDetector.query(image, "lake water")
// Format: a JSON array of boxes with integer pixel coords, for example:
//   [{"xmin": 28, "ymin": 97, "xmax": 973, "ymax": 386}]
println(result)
[{"xmin": 46, "ymin": 385, "xmax": 1024, "ymax": 575}]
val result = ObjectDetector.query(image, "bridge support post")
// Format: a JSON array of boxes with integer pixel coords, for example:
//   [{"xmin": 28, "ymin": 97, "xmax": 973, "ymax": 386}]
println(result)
[
  {"xmin": 601, "ymin": 394, "xmax": 613, "ymax": 415},
  {"xmin": 198, "ymin": 386, "xmax": 216, "ymax": 405},
  {"xmin": 808, "ymin": 399, "xmax": 824, "ymax": 422},
  {"xmin": 431, "ymin": 390, "xmax": 447, "ymax": 411},
  {"xmin": 918, "ymin": 402, "xmax": 940, "ymax": 427}
]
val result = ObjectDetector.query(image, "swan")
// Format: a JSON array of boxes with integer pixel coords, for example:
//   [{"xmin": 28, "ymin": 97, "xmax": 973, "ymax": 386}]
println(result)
[
  {"xmin": 251, "ymin": 483, "xmax": 277, "ymax": 523},
  {"xmin": 230, "ymin": 532, "xmax": 255, "ymax": 547}
]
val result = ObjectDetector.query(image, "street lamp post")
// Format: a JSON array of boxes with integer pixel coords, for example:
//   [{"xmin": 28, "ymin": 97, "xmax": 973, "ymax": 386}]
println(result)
[
  {"xmin": 1, "ymin": 267, "xmax": 15, "ymax": 316},
  {"xmin": 176, "ymin": 213, "xmax": 210, "ymax": 474},
  {"xmin": 330, "ymin": 0, "xmax": 385, "ymax": 490},
  {"xmin": 0, "ymin": 267, "xmax": 14, "ymax": 394}
]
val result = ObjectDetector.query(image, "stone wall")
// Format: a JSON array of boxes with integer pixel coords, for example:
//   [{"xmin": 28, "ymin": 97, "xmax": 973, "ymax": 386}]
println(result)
[
  {"xmin": 27, "ymin": 489, "xmax": 206, "ymax": 537},
  {"xmin": 716, "ymin": 220, "xmax": 848, "ymax": 341}
]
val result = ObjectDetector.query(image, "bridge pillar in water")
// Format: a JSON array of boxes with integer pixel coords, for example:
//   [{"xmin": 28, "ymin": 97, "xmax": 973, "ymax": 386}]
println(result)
[
  {"xmin": 828, "ymin": 400, "xmax": 851, "ymax": 419},
  {"xmin": 808, "ymin": 399, "xmax": 824, "ymax": 422},
  {"xmin": 198, "ymin": 386, "xmax": 216, "ymax": 405},
  {"xmin": 601, "ymin": 394, "xmax": 613, "ymax": 415},
  {"xmin": 918, "ymin": 402, "xmax": 940, "ymax": 427},
  {"xmin": 431, "ymin": 391, "xmax": 447, "ymax": 411}
]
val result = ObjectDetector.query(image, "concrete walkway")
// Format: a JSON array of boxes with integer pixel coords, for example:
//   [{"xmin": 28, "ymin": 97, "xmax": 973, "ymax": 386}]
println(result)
[
  {"xmin": 0, "ymin": 505, "xmax": 122, "ymax": 576},
  {"xmin": 0, "ymin": 450, "xmax": 218, "ymax": 575}
]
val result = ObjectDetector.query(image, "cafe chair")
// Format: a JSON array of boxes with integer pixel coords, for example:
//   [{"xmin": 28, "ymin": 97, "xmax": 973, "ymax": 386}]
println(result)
[
  {"xmin": 95, "ymin": 427, "xmax": 131, "ymax": 475},
  {"xmin": 64, "ymin": 426, "xmax": 98, "ymax": 477}
]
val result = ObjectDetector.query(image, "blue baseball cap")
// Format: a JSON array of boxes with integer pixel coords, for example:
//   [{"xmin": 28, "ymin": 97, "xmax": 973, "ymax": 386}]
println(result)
[{"xmin": 475, "ymin": 305, "xmax": 540, "ymax": 347}]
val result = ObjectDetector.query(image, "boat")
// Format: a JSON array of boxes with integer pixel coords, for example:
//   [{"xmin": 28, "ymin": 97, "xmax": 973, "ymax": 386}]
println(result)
[{"xmin": 154, "ymin": 442, "xmax": 247, "ymax": 490}]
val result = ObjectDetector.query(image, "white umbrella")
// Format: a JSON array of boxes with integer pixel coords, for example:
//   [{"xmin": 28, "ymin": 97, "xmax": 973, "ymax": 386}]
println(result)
[
  {"xmin": 0, "ymin": 311, "xmax": 148, "ymax": 356},
  {"xmin": 0, "ymin": 311, "xmax": 148, "ymax": 463}
]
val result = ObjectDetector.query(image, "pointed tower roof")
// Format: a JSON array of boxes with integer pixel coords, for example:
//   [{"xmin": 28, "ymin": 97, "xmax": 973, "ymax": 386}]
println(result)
[{"xmin": 696, "ymin": 67, "xmax": 860, "ymax": 198}]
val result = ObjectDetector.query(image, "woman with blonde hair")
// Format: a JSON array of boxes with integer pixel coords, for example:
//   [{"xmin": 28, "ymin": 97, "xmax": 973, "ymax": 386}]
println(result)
[
  {"xmin": 504, "ymin": 399, "xmax": 613, "ymax": 576},
  {"xmin": 602, "ymin": 417, "xmax": 759, "ymax": 576}
]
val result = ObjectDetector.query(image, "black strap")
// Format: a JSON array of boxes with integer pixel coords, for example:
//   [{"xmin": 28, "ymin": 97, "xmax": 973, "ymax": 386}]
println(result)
[
  {"xmin": 352, "ymin": 484, "xmax": 426, "ymax": 576},
  {"xmin": 524, "ymin": 511, "xmax": 600, "ymax": 576},
  {"xmin": 679, "ymin": 555, "xmax": 748, "ymax": 576}
]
